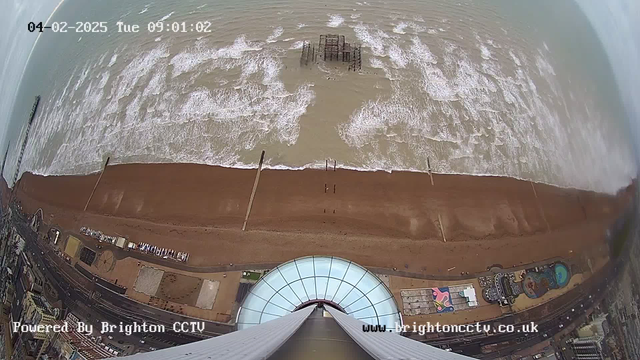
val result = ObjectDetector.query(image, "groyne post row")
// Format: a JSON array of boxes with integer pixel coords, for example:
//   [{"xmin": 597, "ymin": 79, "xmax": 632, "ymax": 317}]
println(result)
[
  {"xmin": 243, "ymin": 150, "xmax": 266, "ymax": 231},
  {"xmin": 324, "ymin": 159, "xmax": 337, "ymax": 214},
  {"xmin": 12, "ymin": 96, "xmax": 40, "ymax": 189},
  {"xmin": 1, "ymin": 143, "xmax": 9, "ymax": 178},
  {"xmin": 84, "ymin": 157, "xmax": 111, "ymax": 212}
]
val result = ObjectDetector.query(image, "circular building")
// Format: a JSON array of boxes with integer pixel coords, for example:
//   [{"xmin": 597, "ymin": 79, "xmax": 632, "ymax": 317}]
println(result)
[{"xmin": 236, "ymin": 256, "xmax": 403, "ymax": 330}]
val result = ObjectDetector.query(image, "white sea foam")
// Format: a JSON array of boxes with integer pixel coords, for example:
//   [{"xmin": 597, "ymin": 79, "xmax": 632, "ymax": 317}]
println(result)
[
  {"xmin": 408, "ymin": 22, "xmax": 426, "ymax": 34},
  {"xmin": 170, "ymin": 35, "xmax": 262, "ymax": 78},
  {"xmin": 509, "ymin": 50, "xmax": 521, "ymax": 67},
  {"xmin": 351, "ymin": 13, "xmax": 361, "ymax": 19},
  {"xmin": 23, "ymin": 35, "xmax": 316, "ymax": 178},
  {"xmin": 97, "ymin": 71, "xmax": 110, "ymax": 89},
  {"xmin": 16, "ymin": 16, "xmax": 636, "ymax": 195},
  {"xmin": 327, "ymin": 14, "xmax": 345, "ymax": 27},
  {"xmin": 289, "ymin": 41, "xmax": 305, "ymax": 50},
  {"xmin": 74, "ymin": 64, "xmax": 91, "ymax": 91},
  {"xmin": 393, "ymin": 22, "xmax": 408, "ymax": 34},
  {"xmin": 296, "ymin": 23, "xmax": 306, "ymax": 29},
  {"xmin": 352, "ymin": 22, "xmax": 390, "ymax": 56},
  {"xmin": 169, "ymin": 49, "xmax": 213, "ymax": 78},
  {"xmin": 336, "ymin": 24, "xmax": 635, "ymax": 194},
  {"xmin": 480, "ymin": 45, "xmax": 491, "ymax": 59},
  {"xmin": 97, "ymin": 53, "xmax": 107, "ymax": 67},
  {"xmin": 535, "ymin": 52, "xmax": 555, "ymax": 76},
  {"xmin": 369, "ymin": 57, "xmax": 385, "ymax": 69},
  {"xmin": 108, "ymin": 54, "xmax": 117, "ymax": 67},
  {"xmin": 139, "ymin": 5, "xmax": 149, "ymax": 14},
  {"xmin": 218, "ymin": 36, "xmax": 263, "ymax": 58},
  {"xmin": 266, "ymin": 27, "xmax": 284, "ymax": 43},
  {"xmin": 159, "ymin": 12, "xmax": 174, "ymax": 21},
  {"xmin": 388, "ymin": 44, "xmax": 408, "ymax": 68}
]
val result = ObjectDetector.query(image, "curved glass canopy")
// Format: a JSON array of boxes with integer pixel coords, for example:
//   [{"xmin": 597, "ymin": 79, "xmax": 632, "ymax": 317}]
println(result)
[{"xmin": 236, "ymin": 256, "xmax": 403, "ymax": 330}]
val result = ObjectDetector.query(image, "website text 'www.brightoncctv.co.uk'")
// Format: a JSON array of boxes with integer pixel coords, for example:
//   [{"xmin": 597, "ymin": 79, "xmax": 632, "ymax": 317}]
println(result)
[{"xmin": 362, "ymin": 322, "xmax": 539, "ymax": 335}]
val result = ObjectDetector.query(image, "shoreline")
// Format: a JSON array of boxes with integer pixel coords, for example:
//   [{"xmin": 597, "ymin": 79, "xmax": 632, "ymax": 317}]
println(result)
[
  {"xmin": 15, "ymin": 162, "xmax": 634, "ymax": 232},
  {"xmin": 12, "ymin": 161, "xmax": 634, "ymax": 273},
  {"xmin": 16, "ymin": 159, "xmax": 634, "ymax": 196}
]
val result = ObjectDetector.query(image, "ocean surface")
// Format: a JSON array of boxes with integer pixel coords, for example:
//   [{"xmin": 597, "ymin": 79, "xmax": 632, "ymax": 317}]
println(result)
[
  {"xmin": 0, "ymin": 0, "xmax": 60, "ymax": 163},
  {"xmin": 2, "ymin": 0, "xmax": 637, "ymax": 194}
]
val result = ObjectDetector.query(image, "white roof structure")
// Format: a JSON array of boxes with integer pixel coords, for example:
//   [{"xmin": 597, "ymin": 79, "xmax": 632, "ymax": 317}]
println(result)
[
  {"xmin": 112, "ymin": 256, "xmax": 476, "ymax": 360},
  {"xmin": 463, "ymin": 288, "xmax": 478, "ymax": 307},
  {"xmin": 113, "ymin": 304, "xmax": 475, "ymax": 360},
  {"xmin": 325, "ymin": 306, "xmax": 474, "ymax": 360},
  {"xmin": 112, "ymin": 306, "xmax": 316, "ymax": 360},
  {"xmin": 236, "ymin": 256, "xmax": 403, "ymax": 331}
]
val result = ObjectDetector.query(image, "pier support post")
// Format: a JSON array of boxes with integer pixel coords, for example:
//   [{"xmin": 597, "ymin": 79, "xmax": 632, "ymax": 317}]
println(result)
[{"xmin": 243, "ymin": 151, "xmax": 265, "ymax": 231}]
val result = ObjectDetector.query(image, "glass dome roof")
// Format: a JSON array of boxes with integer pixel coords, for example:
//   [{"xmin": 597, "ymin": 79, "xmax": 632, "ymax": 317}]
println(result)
[{"xmin": 236, "ymin": 256, "xmax": 403, "ymax": 330}]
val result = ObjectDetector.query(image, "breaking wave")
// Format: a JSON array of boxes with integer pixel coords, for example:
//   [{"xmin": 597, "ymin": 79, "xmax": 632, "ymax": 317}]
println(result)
[
  {"xmin": 337, "ymin": 21, "xmax": 635, "ymax": 193},
  {"xmin": 14, "ymin": 10, "xmax": 636, "ymax": 195},
  {"xmin": 266, "ymin": 27, "xmax": 284, "ymax": 43},
  {"xmin": 327, "ymin": 14, "xmax": 345, "ymax": 27},
  {"xmin": 22, "ymin": 35, "xmax": 315, "ymax": 176}
]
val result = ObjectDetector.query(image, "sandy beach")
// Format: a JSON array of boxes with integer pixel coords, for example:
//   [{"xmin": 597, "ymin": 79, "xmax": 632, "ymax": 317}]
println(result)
[{"xmin": 13, "ymin": 164, "xmax": 633, "ymax": 273}]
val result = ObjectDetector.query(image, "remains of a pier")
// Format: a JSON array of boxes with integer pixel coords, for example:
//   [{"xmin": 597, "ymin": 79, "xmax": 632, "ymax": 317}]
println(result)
[{"xmin": 300, "ymin": 34, "xmax": 361, "ymax": 71}]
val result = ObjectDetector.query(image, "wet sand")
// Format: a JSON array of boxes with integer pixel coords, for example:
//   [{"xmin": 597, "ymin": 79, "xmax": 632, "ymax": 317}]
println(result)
[{"xmin": 13, "ymin": 163, "xmax": 633, "ymax": 273}]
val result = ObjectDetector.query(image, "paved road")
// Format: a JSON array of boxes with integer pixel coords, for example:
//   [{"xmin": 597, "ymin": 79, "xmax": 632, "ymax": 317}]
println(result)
[
  {"xmin": 12, "ymin": 213, "xmax": 234, "ymax": 351},
  {"xmin": 12, "ymin": 204, "xmax": 629, "ymax": 358},
  {"xmin": 18, "ymin": 222, "xmax": 190, "ymax": 351}
]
